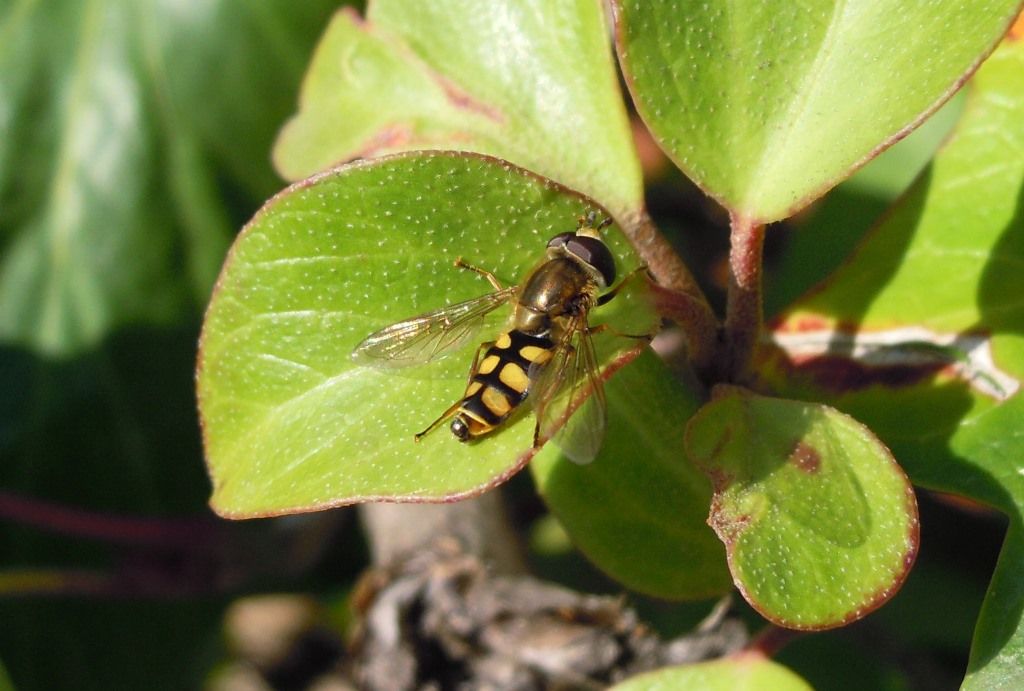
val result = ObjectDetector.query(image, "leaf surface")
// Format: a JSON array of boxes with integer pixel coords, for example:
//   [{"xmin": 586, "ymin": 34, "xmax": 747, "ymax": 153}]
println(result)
[
  {"xmin": 610, "ymin": 654, "xmax": 812, "ymax": 691},
  {"xmin": 767, "ymin": 36, "xmax": 1024, "ymax": 682},
  {"xmin": 532, "ymin": 349, "xmax": 731, "ymax": 600},
  {"xmin": 685, "ymin": 388, "xmax": 918, "ymax": 628},
  {"xmin": 614, "ymin": 0, "xmax": 1023, "ymax": 222},
  {"xmin": 199, "ymin": 152, "xmax": 659, "ymax": 517},
  {"xmin": 273, "ymin": 0, "xmax": 642, "ymax": 217}
]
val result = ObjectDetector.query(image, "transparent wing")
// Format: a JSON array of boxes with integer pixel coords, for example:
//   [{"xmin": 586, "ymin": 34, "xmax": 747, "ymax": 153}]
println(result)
[
  {"xmin": 352, "ymin": 288, "xmax": 515, "ymax": 368},
  {"xmin": 530, "ymin": 318, "xmax": 607, "ymax": 465}
]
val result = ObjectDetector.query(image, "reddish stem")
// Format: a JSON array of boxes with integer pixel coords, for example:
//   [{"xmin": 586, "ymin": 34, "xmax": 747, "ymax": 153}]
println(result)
[
  {"xmin": 620, "ymin": 208, "xmax": 719, "ymax": 369},
  {"xmin": 748, "ymin": 624, "xmax": 805, "ymax": 658},
  {"xmin": 647, "ymin": 280, "xmax": 719, "ymax": 370},
  {"xmin": 621, "ymin": 208, "xmax": 705, "ymax": 299},
  {"xmin": 723, "ymin": 215, "xmax": 766, "ymax": 382},
  {"xmin": 0, "ymin": 491, "xmax": 218, "ymax": 550}
]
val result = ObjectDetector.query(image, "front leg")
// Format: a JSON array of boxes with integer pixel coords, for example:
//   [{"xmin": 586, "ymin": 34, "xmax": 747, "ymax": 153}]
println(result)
[{"xmin": 454, "ymin": 257, "xmax": 505, "ymax": 292}]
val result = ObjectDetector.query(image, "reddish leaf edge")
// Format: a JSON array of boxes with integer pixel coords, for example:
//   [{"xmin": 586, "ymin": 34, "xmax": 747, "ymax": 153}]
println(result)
[
  {"xmin": 610, "ymin": 0, "xmax": 1024, "ymax": 225},
  {"xmin": 763, "ymin": 35, "xmax": 1024, "ymax": 399},
  {"xmin": 684, "ymin": 390, "xmax": 921, "ymax": 630},
  {"xmin": 272, "ymin": 6, "xmax": 509, "ymax": 181}
]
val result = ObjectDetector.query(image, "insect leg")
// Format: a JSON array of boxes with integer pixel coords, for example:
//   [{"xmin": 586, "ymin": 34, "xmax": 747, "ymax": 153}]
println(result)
[
  {"xmin": 586, "ymin": 322, "xmax": 652, "ymax": 341},
  {"xmin": 596, "ymin": 265, "xmax": 650, "ymax": 306},
  {"xmin": 466, "ymin": 340, "xmax": 495, "ymax": 387},
  {"xmin": 454, "ymin": 258, "xmax": 504, "ymax": 291}
]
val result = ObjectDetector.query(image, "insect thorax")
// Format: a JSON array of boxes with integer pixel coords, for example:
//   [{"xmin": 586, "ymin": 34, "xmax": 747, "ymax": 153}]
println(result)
[{"xmin": 515, "ymin": 257, "xmax": 598, "ymax": 329}]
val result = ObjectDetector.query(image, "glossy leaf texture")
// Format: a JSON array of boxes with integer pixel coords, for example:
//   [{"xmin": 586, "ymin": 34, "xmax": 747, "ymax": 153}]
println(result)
[
  {"xmin": 614, "ymin": 0, "xmax": 1023, "ymax": 223},
  {"xmin": 273, "ymin": 0, "xmax": 642, "ymax": 218},
  {"xmin": 609, "ymin": 654, "xmax": 812, "ymax": 691},
  {"xmin": 531, "ymin": 349, "xmax": 731, "ymax": 600},
  {"xmin": 766, "ymin": 36, "xmax": 1024, "ymax": 685},
  {"xmin": 686, "ymin": 388, "xmax": 918, "ymax": 629},
  {"xmin": 199, "ymin": 152, "xmax": 660, "ymax": 517},
  {"xmin": 0, "ymin": 0, "xmax": 337, "ymax": 356}
]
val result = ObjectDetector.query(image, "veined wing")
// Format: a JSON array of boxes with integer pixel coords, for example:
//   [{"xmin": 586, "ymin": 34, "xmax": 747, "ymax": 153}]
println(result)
[
  {"xmin": 530, "ymin": 317, "xmax": 607, "ymax": 465},
  {"xmin": 352, "ymin": 288, "xmax": 516, "ymax": 368}
]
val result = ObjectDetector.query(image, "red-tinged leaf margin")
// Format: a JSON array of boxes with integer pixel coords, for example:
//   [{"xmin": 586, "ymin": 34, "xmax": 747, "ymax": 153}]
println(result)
[
  {"xmin": 610, "ymin": 0, "xmax": 1024, "ymax": 225},
  {"xmin": 686, "ymin": 388, "xmax": 920, "ymax": 630}
]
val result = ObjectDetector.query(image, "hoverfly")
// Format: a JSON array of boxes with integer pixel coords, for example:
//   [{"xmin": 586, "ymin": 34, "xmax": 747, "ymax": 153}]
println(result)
[{"xmin": 352, "ymin": 212, "xmax": 641, "ymax": 464}]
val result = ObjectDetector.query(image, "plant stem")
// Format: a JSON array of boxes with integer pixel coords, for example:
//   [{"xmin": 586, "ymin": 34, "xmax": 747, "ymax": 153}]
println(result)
[
  {"xmin": 0, "ymin": 490, "xmax": 217, "ymax": 549},
  {"xmin": 359, "ymin": 493, "xmax": 525, "ymax": 572},
  {"xmin": 747, "ymin": 624, "xmax": 804, "ymax": 658},
  {"xmin": 621, "ymin": 208, "xmax": 704, "ymax": 298},
  {"xmin": 621, "ymin": 208, "xmax": 718, "ymax": 369},
  {"xmin": 724, "ymin": 215, "xmax": 766, "ymax": 383},
  {"xmin": 0, "ymin": 568, "xmax": 117, "ymax": 597},
  {"xmin": 647, "ymin": 281, "xmax": 719, "ymax": 371}
]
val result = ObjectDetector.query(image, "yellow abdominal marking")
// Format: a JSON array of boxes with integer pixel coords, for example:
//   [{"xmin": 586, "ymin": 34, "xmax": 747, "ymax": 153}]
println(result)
[
  {"xmin": 466, "ymin": 381, "xmax": 483, "ymax": 396},
  {"xmin": 495, "ymin": 332, "xmax": 512, "ymax": 349},
  {"xmin": 482, "ymin": 386, "xmax": 512, "ymax": 416},
  {"xmin": 499, "ymin": 362, "xmax": 529, "ymax": 394},
  {"xmin": 520, "ymin": 345, "xmax": 551, "ymax": 364},
  {"xmin": 478, "ymin": 355, "xmax": 500, "ymax": 374}
]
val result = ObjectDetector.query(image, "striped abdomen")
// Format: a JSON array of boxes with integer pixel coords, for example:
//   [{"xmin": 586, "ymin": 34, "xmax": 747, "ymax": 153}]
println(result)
[{"xmin": 452, "ymin": 330, "xmax": 554, "ymax": 440}]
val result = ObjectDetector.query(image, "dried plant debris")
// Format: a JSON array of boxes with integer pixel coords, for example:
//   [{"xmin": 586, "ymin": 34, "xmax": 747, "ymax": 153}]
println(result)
[{"xmin": 347, "ymin": 538, "xmax": 746, "ymax": 691}]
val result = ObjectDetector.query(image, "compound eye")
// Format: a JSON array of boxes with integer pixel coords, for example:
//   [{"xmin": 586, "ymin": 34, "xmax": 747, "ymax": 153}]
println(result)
[
  {"xmin": 565, "ymin": 236, "xmax": 616, "ymax": 287},
  {"xmin": 546, "ymin": 232, "xmax": 574, "ymax": 250}
]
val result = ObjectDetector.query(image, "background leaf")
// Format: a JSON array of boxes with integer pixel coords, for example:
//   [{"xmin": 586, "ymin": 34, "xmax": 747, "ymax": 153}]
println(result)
[
  {"xmin": 0, "ymin": 2, "xmax": 341, "ymax": 688},
  {"xmin": 766, "ymin": 36, "xmax": 1024, "ymax": 683},
  {"xmin": 614, "ymin": 0, "xmax": 1023, "ymax": 222},
  {"xmin": 273, "ymin": 0, "xmax": 643, "ymax": 217},
  {"xmin": 531, "ymin": 349, "xmax": 731, "ymax": 600},
  {"xmin": 610, "ymin": 654, "xmax": 812, "ymax": 691},
  {"xmin": 0, "ymin": 0, "xmax": 336, "ymax": 355},
  {"xmin": 685, "ymin": 389, "xmax": 918, "ymax": 629},
  {"xmin": 199, "ymin": 152, "xmax": 659, "ymax": 517}
]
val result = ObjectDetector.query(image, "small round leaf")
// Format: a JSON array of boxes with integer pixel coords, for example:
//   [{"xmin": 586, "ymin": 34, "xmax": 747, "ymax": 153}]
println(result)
[{"xmin": 685, "ymin": 387, "xmax": 919, "ymax": 629}]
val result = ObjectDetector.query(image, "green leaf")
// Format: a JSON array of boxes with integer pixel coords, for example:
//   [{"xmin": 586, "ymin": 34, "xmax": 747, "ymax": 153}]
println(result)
[
  {"xmin": 964, "ymin": 521, "xmax": 1024, "ymax": 691},
  {"xmin": 199, "ymin": 152, "xmax": 659, "ymax": 517},
  {"xmin": 766, "ymin": 35, "xmax": 1024, "ymax": 680},
  {"xmin": 273, "ymin": 0, "xmax": 642, "ymax": 217},
  {"xmin": 531, "ymin": 349, "xmax": 731, "ymax": 600},
  {"xmin": 765, "ymin": 91, "xmax": 965, "ymax": 318},
  {"xmin": 0, "ymin": 0, "xmax": 337, "ymax": 356},
  {"xmin": 614, "ymin": 0, "xmax": 1022, "ymax": 222},
  {"xmin": 685, "ymin": 388, "xmax": 918, "ymax": 629},
  {"xmin": 609, "ymin": 655, "xmax": 813, "ymax": 691}
]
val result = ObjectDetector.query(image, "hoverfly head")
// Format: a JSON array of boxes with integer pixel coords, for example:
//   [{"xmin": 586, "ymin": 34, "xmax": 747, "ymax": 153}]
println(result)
[{"xmin": 545, "ymin": 213, "xmax": 617, "ymax": 288}]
